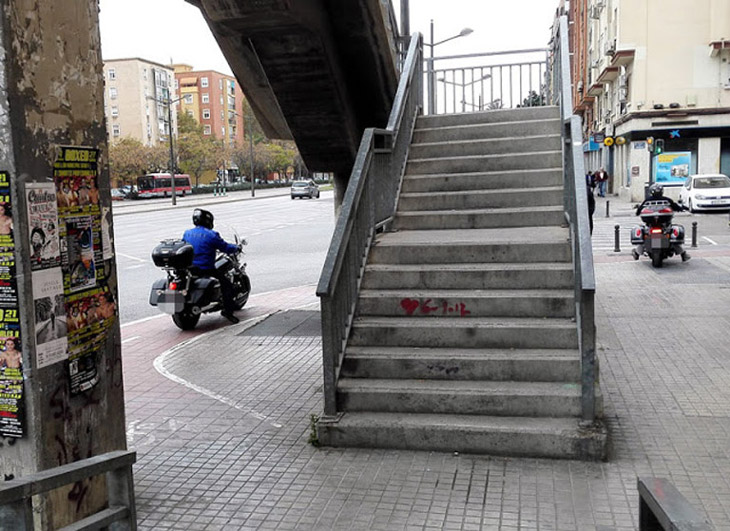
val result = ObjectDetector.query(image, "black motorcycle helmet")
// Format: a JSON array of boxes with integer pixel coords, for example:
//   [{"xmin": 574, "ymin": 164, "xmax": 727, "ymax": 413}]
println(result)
[
  {"xmin": 648, "ymin": 183, "xmax": 664, "ymax": 198},
  {"xmin": 192, "ymin": 208, "xmax": 214, "ymax": 229}
]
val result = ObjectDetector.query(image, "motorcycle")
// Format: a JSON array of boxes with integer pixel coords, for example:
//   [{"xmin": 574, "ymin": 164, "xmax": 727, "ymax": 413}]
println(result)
[
  {"xmin": 630, "ymin": 199, "xmax": 686, "ymax": 268},
  {"xmin": 149, "ymin": 234, "xmax": 251, "ymax": 330}
]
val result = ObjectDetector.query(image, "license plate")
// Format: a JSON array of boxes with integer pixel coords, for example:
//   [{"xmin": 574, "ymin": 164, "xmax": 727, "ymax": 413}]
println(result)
[
  {"xmin": 158, "ymin": 290, "xmax": 185, "ymax": 314},
  {"xmin": 650, "ymin": 235, "xmax": 666, "ymax": 249},
  {"xmin": 711, "ymin": 200, "xmax": 725, "ymax": 205}
]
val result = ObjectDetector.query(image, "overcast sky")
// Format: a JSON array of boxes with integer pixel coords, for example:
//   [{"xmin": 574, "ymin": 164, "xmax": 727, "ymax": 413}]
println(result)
[{"xmin": 98, "ymin": 0, "xmax": 559, "ymax": 75}]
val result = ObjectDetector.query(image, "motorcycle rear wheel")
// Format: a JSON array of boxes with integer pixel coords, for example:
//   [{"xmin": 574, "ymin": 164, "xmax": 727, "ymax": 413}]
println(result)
[
  {"xmin": 651, "ymin": 249, "xmax": 663, "ymax": 268},
  {"xmin": 172, "ymin": 311, "xmax": 200, "ymax": 330}
]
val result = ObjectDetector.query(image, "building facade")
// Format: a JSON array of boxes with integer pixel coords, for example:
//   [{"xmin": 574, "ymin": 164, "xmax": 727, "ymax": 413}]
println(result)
[
  {"xmin": 570, "ymin": 0, "xmax": 730, "ymax": 200},
  {"xmin": 173, "ymin": 65, "xmax": 245, "ymax": 146},
  {"xmin": 102, "ymin": 58, "xmax": 178, "ymax": 146}
]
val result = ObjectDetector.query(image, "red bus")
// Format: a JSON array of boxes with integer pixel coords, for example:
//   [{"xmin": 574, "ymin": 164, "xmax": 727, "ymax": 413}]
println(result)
[{"xmin": 136, "ymin": 173, "xmax": 192, "ymax": 198}]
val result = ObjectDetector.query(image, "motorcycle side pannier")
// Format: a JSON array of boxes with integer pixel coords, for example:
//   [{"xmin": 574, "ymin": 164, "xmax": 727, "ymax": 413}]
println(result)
[{"xmin": 152, "ymin": 239, "xmax": 194, "ymax": 268}]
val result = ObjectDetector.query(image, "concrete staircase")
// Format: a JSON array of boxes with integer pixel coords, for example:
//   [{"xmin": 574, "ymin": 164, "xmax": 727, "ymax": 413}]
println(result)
[{"xmin": 317, "ymin": 107, "xmax": 606, "ymax": 460}]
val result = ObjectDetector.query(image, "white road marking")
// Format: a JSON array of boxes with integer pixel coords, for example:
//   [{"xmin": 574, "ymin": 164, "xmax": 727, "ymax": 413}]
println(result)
[
  {"xmin": 118, "ymin": 252, "xmax": 149, "ymax": 263},
  {"xmin": 125, "ymin": 264, "xmax": 146, "ymax": 270},
  {"xmin": 121, "ymin": 335, "xmax": 140, "ymax": 344},
  {"xmin": 121, "ymin": 313, "xmax": 166, "ymax": 328},
  {"xmin": 702, "ymin": 236, "xmax": 718, "ymax": 245},
  {"xmin": 153, "ymin": 315, "xmax": 283, "ymax": 428}
]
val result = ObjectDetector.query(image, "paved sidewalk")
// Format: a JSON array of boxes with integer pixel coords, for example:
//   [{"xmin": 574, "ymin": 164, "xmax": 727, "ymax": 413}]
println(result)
[{"xmin": 123, "ymin": 197, "xmax": 730, "ymax": 530}]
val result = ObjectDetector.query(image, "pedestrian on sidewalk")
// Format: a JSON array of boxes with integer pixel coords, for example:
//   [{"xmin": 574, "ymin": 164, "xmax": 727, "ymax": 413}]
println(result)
[
  {"xmin": 586, "ymin": 173, "xmax": 595, "ymax": 235},
  {"xmin": 595, "ymin": 167, "xmax": 609, "ymax": 197}
]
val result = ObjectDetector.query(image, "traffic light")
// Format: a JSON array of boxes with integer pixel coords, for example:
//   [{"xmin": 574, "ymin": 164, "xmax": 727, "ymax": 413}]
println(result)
[
  {"xmin": 655, "ymin": 139, "xmax": 665, "ymax": 155},
  {"xmin": 647, "ymin": 136, "xmax": 655, "ymax": 153}
]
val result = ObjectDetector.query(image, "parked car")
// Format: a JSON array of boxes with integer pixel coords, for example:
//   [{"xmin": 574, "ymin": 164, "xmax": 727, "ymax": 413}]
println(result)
[
  {"xmin": 678, "ymin": 174, "xmax": 730, "ymax": 212},
  {"xmin": 291, "ymin": 180, "xmax": 320, "ymax": 199},
  {"xmin": 111, "ymin": 188, "xmax": 126, "ymax": 201}
]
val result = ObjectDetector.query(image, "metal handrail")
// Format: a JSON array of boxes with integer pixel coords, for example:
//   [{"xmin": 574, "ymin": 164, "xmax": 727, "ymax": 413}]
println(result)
[
  {"xmin": 0, "ymin": 450, "xmax": 137, "ymax": 530},
  {"xmin": 552, "ymin": 15, "xmax": 598, "ymax": 422},
  {"xmin": 316, "ymin": 33, "xmax": 423, "ymax": 416}
]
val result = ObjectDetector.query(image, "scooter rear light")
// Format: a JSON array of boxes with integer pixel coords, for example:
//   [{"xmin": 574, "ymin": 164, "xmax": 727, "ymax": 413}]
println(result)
[
  {"xmin": 673, "ymin": 227, "xmax": 679, "ymax": 238},
  {"xmin": 169, "ymin": 282, "xmax": 178, "ymax": 290},
  {"xmin": 650, "ymin": 228, "xmax": 663, "ymax": 234},
  {"xmin": 635, "ymin": 228, "xmax": 642, "ymax": 238}
]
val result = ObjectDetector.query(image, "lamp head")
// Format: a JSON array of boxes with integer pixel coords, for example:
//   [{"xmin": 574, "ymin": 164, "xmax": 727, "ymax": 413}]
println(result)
[{"xmin": 460, "ymin": 28, "xmax": 474, "ymax": 37}]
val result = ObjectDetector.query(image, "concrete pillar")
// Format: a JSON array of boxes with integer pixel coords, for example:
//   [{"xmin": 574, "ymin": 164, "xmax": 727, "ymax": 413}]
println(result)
[
  {"xmin": 0, "ymin": 1, "xmax": 126, "ymax": 528},
  {"xmin": 698, "ymin": 137, "xmax": 721, "ymax": 174}
]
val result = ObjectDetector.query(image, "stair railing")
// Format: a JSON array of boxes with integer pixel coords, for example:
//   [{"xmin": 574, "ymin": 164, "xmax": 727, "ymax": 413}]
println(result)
[
  {"xmin": 316, "ymin": 34, "xmax": 423, "ymax": 417},
  {"xmin": 552, "ymin": 15, "xmax": 598, "ymax": 423}
]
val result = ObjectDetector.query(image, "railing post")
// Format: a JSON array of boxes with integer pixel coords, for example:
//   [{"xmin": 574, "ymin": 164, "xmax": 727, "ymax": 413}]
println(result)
[
  {"xmin": 107, "ymin": 463, "xmax": 137, "ymax": 531},
  {"xmin": 319, "ymin": 300, "xmax": 338, "ymax": 417},
  {"xmin": 580, "ymin": 289, "xmax": 596, "ymax": 422}
]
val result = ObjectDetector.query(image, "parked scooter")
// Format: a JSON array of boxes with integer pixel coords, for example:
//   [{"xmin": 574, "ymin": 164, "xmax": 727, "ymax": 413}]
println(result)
[
  {"xmin": 149, "ymin": 234, "xmax": 251, "ymax": 329},
  {"xmin": 631, "ymin": 186, "xmax": 688, "ymax": 268}
]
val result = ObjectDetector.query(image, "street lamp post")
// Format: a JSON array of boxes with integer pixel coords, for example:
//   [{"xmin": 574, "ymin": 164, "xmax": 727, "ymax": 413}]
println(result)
[
  {"xmin": 149, "ymin": 91, "xmax": 183, "ymax": 206},
  {"xmin": 425, "ymin": 20, "xmax": 473, "ymax": 114}
]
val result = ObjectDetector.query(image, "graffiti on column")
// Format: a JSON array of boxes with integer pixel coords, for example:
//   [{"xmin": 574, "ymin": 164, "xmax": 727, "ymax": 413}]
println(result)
[{"xmin": 0, "ymin": 171, "xmax": 25, "ymax": 438}]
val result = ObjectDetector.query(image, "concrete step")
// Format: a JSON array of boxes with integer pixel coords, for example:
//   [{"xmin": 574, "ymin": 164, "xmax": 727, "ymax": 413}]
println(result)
[
  {"xmin": 316, "ymin": 412, "xmax": 607, "ymax": 460},
  {"xmin": 370, "ymin": 227, "xmax": 571, "ymax": 264},
  {"xmin": 361, "ymin": 262, "xmax": 574, "ymax": 290},
  {"xmin": 408, "ymin": 135, "xmax": 561, "ymax": 159},
  {"xmin": 398, "ymin": 186, "xmax": 563, "ymax": 211},
  {"xmin": 392, "ymin": 206, "xmax": 565, "ymax": 230},
  {"xmin": 406, "ymin": 150, "xmax": 562, "ymax": 175},
  {"xmin": 349, "ymin": 316, "xmax": 578, "ymax": 349},
  {"xmin": 401, "ymin": 168, "xmax": 563, "ymax": 193},
  {"xmin": 415, "ymin": 106, "xmax": 560, "ymax": 129},
  {"xmin": 337, "ymin": 379, "xmax": 585, "ymax": 417},
  {"xmin": 357, "ymin": 289, "xmax": 575, "ymax": 318},
  {"xmin": 341, "ymin": 346, "xmax": 581, "ymax": 382},
  {"xmin": 413, "ymin": 118, "xmax": 562, "ymax": 144}
]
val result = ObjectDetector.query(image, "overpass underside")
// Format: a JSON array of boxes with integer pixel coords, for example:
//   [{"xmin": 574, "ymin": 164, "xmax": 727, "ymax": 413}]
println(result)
[{"xmin": 187, "ymin": 0, "xmax": 400, "ymax": 183}]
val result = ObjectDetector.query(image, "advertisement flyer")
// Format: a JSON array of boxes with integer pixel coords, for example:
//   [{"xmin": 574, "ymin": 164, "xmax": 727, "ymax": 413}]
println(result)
[
  {"xmin": 32, "ymin": 268, "xmax": 68, "ymax": 368},
  {"xmin": 53, "ymin": 147, "xmax": 111, "ymax": 395},
  {"xmin": 26, "ymin": 183, "xmax": 62, "ymax": 271},
  {"xmin": 0, "ymin": 171, "xmax": 24, "ymax": 438},
  {"xmin": 654, "ymin": 152, "xmax": 691, "ymax": 185}
]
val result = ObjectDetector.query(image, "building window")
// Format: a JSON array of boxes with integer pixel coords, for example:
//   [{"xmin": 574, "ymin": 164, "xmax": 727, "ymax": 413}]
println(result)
[
  {"xmin": 220, "ymin": 110, "xmax": 224, "ymax": 120},
  {"xmin": 184, "ymin": 94, "xmax": 193, "ymax": 104},
  {"xmin": 112, "ymin": 124, "xmax": 121, "ymax": 137},
  {"xmin": 186, "ymin": 109, "xmax": 194, "ymax": 117},
  {"xmin": 203, "ymin": 125, "xmax": 211, "ymax": 135},
  {"xmin": 219, "ymin": 79, "xmax": 223, "ymax": 90},
  {"xmin": 111, "ymin": 106, "xmax": 119, "ymax": 117},
  {"xmin": 202, "ymin": 93, "xmax": 209, "ymax": 103},
  {"xmin": 220, "ymin": 95, "xmax": 224, "ymax": 105},
  {"xmin": 201, "ymin": 76, "xmax": 209, "ymax": 88},
  {"xmin": 175, "ymin": 79, "xmax": 179, "ymax": 89},
  {"xmin": 203, "ymin": 109, "xmax": 211, "ymax": 119},
  {"xmin": 143, "ymin": 69, "xmax": 148, "ymax": 80},
  {"xmin": 108, "ymin": 68, "xmax": 116, "ymax": 81},
  {"xmin": 221, "ymin": 126, "xmax": 226, "ymax": 136},
  {"xmin": 109, "ymin": 87, "xmax": 117, "ymax": 99}
]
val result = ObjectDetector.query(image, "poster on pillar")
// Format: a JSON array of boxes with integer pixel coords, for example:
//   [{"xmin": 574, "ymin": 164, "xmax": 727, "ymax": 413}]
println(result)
[
  {"xmin": 654, "ymin": 152, "xmax": 691, "ymax": 185},
  {"xmin": 0, "ymin": 171, "xmax": 24, "ymax": 438},
  {"xmin": 26, "ymin": 183, "xmax": 62, "ymax": 271},
  {"xmin": 32, "ymin": 268, "xmax": 68, "ymax": 368},
  {"xmin": 53, "ymin": 146, "xmax": 113, "ymax": 395}
]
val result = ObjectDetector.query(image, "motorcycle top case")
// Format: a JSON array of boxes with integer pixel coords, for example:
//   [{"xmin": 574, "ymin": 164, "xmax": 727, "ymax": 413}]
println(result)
[{"xmin": 152, "ymin": 239, "xmax": 194, "ymax": 268}]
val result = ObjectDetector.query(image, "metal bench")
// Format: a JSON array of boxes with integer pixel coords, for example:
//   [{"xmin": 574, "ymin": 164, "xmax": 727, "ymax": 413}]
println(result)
[
  {"xmin": 638, "ymin": 477, "xmax": 713, "ymax": 530},
  {"xmin": 0, "ymin": 449, "xmax": 136, "ymax": 531}
]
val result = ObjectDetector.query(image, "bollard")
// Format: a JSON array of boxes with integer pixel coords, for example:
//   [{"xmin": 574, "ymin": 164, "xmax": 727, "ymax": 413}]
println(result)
[
  {"xmin": 691, "ymin": 221, "xmax": 698, "ymax": 248},
  {"xmin": 605, "ymin": 200, "xmax": 610, "ymax": 218},
  {"xmin": 614, "ymin": 224, "xmax": 621, "ymax": 252}
]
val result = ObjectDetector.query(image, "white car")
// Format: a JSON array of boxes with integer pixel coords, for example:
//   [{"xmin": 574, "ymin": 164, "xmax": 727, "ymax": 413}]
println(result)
[{"xmin": 678, "ymin": 174, "xmax": 730, "ymax": 212}]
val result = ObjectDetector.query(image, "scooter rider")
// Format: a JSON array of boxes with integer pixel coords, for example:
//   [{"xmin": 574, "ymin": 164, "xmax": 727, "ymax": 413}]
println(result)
[
  {"xmin": 183, "ymin": 208, "xmax": 241, "ymax": 323},
  {"xmin": 633, "ymin": 183, "xmax": 690, "ymax": 261}
]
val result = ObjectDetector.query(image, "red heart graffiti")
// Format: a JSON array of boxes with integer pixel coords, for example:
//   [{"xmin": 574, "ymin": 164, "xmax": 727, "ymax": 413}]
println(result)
[{"xmin": 400, "ymin": 298, "xmax": 420, "ymax": 316}]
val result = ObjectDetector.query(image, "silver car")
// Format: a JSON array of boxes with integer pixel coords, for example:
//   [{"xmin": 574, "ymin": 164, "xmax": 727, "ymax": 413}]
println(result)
[{"xmin": 290, "ymin": 180, "xmax": 320, "ymax": 199}]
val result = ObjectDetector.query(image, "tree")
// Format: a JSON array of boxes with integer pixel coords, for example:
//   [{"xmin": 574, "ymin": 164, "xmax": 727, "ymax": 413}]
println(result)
[
  {"xmin": 519, "ymin": 90, "xmax": 545, "ymax": 107},
  {"xmin": 176, "ymin": 112, "xmax": 219, "ymax": 187},
  {"xmin": 108, "ymin": 138, "xmax": 149, "ymax": 187}
]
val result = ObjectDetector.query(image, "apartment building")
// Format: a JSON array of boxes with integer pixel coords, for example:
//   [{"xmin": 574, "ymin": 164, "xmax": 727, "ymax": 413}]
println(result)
[
  {"xmin": 103, "ymin": 58, "xmax": 178, "ymax": 146},
  {"xmin": 570, "ymin": 0, "xmax": 730, "ymax": 200},
  {"xmin": 173, "ymin": 65, "xmax": 245, "ymax": 146}
]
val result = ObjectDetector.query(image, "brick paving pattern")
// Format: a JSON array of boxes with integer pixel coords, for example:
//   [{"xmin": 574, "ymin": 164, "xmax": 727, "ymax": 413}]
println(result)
[{"xmin": 122, "ymin": 199, "xmax": 730, "ymax": 530}]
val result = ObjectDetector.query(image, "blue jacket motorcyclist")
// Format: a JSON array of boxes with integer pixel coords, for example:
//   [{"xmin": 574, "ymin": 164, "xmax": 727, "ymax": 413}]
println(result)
[{"xmin": 183, "ymin": 208, "xmax": 241, "ymax": 323}]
